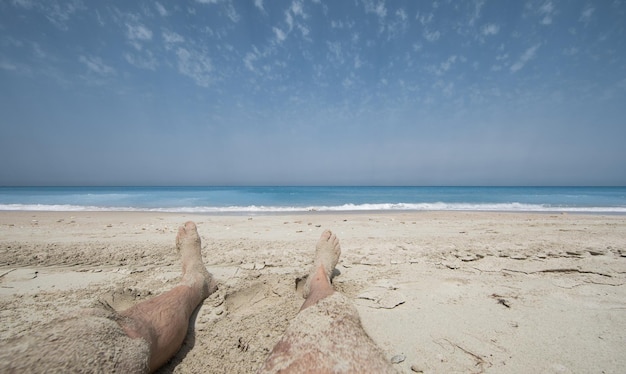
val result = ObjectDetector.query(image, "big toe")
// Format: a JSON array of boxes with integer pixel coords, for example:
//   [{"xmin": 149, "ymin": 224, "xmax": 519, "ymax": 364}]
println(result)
[
  {"xmin": 320, "ymin": 229, "xmax": 333, "ymax": 242},
  {"xmin": 183, "ymin": 221, "xmax": 197, "ymax": 232},
  {"xmin": 177, "ymin": 221, "xmax": 199, "ymax": 243}
]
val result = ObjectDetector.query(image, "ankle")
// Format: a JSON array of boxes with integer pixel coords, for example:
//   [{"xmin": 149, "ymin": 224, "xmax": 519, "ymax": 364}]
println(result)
[{"xmin": 303, "ymin": 265, "xmax": 332, "ymax": 298}]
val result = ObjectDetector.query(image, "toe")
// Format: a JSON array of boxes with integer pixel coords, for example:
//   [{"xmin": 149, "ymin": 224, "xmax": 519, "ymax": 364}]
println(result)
[
  {"xmin": 330, "ymin": 233, "xmax": 339, "ymax": 246},
  {"xmin": 321, "ymin": 229, "xmax": 332, "ymax": 241},
  {"xmin": 184, "ymin": 221, "xmax": 197, "ymax": 230}
]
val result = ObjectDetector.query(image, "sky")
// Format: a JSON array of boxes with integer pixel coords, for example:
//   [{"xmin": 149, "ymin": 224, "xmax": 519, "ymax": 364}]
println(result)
[{"xmin": 1, "ymin": 0, "xmax": 625, "ymax": 186}]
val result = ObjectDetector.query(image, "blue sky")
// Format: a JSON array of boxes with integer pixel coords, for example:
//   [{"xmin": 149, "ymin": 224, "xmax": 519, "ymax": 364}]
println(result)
[{"xmin": 1, "ymin": 0, "xmax": 625, "ymax": 186}]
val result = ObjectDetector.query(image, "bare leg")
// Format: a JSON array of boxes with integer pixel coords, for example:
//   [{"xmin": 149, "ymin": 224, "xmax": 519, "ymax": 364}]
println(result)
[
  {"xmin": 301, "ymin": 229, "xmax": 340, "ymax": 310},
  {"xmin": 119, "ymin": 221, "xmax": 217, "ymax": 372},
  {"xmin": 259, "ymin": 230, "xmax": 396, "ymax": 373},
  {"xmin": 0, "ymin": 221, "xmax": 216, "ymax": 373}
]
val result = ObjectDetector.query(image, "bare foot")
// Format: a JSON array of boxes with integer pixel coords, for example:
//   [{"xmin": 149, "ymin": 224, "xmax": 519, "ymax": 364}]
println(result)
[
  {"xmin": 176, "ymin": 221, "xmax": 217, "ymax": 298},
  {"xmin": 303, "ymin": 230, "xmax": 341, "ymax": 299}
]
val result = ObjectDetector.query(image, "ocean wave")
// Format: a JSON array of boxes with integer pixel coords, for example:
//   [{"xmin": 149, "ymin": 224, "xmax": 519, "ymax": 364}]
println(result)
[{"xmin": 1, "ymin": 203, "xmax": 625, "ymax": 213}]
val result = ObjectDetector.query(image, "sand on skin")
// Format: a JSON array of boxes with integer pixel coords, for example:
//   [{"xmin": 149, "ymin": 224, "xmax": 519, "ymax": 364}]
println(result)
[{"xmin": 1, "ymin": 211, "xmax": 625, "ymax": 373}]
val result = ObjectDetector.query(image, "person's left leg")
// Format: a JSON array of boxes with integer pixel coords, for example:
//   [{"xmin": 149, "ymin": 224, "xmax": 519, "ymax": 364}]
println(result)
[
  {"xmin": 119, "ymin": 221, "xmax": 217, "ymax": 372},
  {"xmin": 259, "ymin": 230, "xmax": 396, "ymax": 373}
]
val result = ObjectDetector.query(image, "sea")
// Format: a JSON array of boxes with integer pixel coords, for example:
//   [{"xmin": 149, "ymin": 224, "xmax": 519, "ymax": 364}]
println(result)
[{"xmin": 0, "ymin": 186, "xmax": 625, "ymax": 214}]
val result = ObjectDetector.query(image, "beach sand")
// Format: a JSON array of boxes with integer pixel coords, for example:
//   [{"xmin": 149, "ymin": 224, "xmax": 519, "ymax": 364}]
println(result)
[{"xmin": 1, "ymin": 211, "xmax": 625, "ymax": 373}]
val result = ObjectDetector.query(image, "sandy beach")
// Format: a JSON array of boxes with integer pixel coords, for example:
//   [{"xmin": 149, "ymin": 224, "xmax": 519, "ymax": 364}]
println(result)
[{"xmin": 1, "ymin": 211, "xmax": 625, "ymax": 373}]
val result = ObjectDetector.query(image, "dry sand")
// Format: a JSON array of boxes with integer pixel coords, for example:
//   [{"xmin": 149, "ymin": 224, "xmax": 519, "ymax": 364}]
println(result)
[{"xmin": 1, "ymin": 211, "xmax": 625, "ymax": 373}]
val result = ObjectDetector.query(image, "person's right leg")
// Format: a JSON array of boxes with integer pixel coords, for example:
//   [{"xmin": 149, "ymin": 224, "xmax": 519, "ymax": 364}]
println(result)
[
  {"xmin": 258, "ymin": 230, "xmax": 396, "ymax": 373},
  {"xmin": 118, "ymin": 221, "xmax": 217, "ymax": 372},
  {"xmin": 0, "ymin": 221, "xmax": 216, "ymax": 373}
]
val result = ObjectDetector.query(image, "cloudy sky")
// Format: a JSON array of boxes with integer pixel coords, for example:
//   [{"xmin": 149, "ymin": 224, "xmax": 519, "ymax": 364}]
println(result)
[{"xmin": 1, "ymin": 0, "xmax": 625, "ymax": 186}]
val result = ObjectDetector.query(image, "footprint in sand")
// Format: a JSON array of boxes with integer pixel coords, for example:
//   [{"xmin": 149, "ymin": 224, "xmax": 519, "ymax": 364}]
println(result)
[
  {"xmin": 224, "ymin": 282, "xmax": 277, "ymax": 316},
  {"xmin": 98, "ymin": 287, "xmax": 153, "ymax": 311}
]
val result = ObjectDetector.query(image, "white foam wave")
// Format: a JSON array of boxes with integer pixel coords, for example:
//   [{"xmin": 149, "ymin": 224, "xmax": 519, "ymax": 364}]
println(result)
[{"xmin": 1, "ymin": 203, "xmax": 625, "ymax": 213}]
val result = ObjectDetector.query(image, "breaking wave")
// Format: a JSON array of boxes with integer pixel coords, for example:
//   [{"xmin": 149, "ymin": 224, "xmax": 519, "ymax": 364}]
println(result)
[{"xmin": 1, "ymin": 203, "xmax": 625, "ymax": 213}]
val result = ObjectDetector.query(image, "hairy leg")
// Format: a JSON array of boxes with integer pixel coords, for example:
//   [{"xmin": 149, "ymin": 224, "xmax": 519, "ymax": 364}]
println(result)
[
  {"xmin": 301, "ymin": 229, "xmax": 340, "ymax": 310},
  {"xmin": 259, "ymin": 230, "xmax": 395, "ymax": 373},
  {"xmin": 119, "ymin": 221, "xmax": 217, "ymax": 372},
  {"xmin": 0, "ymin": 221, "xmax": 216, "ymax": 373}
]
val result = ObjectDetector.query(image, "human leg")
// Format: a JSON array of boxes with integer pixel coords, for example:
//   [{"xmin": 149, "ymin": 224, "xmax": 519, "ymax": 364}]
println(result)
[
  {"xmin": 300, "ymin": 229, "xmax": 340, "ymax": 310},
  {"xmin": 258, "ymin": 230, "xmax": 395, "ymax": 373},
  {"xmin": 118, "ymin": 221, "xmax": 217, "ymax": 372},
  {"xmin": 0, "ymin": 221, "xmax": 216, "ymax": 373}
]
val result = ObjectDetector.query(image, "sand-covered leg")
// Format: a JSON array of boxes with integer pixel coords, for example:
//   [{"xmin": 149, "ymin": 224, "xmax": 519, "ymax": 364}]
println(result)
[
  {"xmin": 258, "ymin": 230, "xmax": 396, "ymax": 373},
  {"xmin": 301, "ymin": 229, "xmax": 341, "ymax": 310},
  {"xmin": 0, "ymin": 307, "xmax": 151, "ymax": 373},
  {"xmin": 176, "ymin": 221, "xmax": 218, "ymax": 298},
  {"xmin": 0, "ymin": 221, "xmax": 216, "ymax": 373},
  {"xmin": 119, "ymin": 221, "xmax": 217, "ymax": 372}
]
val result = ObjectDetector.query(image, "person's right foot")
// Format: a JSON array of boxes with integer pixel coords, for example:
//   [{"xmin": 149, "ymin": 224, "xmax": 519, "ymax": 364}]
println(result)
[{"xmin": 176, "ymin": 221, "xmax": 217, "ymax": 298}]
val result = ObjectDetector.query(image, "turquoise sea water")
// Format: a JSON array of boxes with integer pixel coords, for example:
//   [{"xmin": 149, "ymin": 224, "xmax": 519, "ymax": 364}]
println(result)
[{"xmin": 0, "ymin": 186, "xmax": 625, "ymax": 213}]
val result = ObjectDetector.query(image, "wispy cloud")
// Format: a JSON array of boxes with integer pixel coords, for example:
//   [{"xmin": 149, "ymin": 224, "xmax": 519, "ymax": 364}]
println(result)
[
  {"xmin": 429, "ymin": 55, "xmax": 458, "ymax": 76},
  {"xmin": 510, "ymin": 44, "xmax": 541, "ymax": 72},
  {"xmin": 482, "ymin": 23, "xmax": 500, "ymax": 36},
  {"xmin": 254, "ymin": 0, "xmax": 264, "ymax": 12},
  {"xmin": 225, "ymin": 2, "xmax": 240, "ymax": 23},
  {"xmin": 539, "ymin": 1, "xmax": 555, "ymax": 25},
  {"xmin": 95, "ymin": 9, "xmax": 105, "ymax": 26},
  {"xmin": 416, "ymin": 12, "xmax": 434, "ymax": 26},
  {"xmin": 439, "ymin": 55, "xmax": 457, "ymax": 74},
  {"xmin": 297, "ymin": 23, "xmax": 310, "ymax": 38},
  {"xmin": 423, "ymin": 29, "xmax": 441, "ymax": 42},
  {"xmin": 326, "ymin": 41, "xmax": 344, "ymax": 65},
  {"xmin": 162, "ymin": 30, "xmax": 185, "ymax": 48},
  {"xmin": 0, "ymin": 61, "xmax": 18, "ymax": 71},
  {"xmin": 126, "ymin": 23, "xmax": 153, "ymax": 41},
  {"xmin": 176, "ymin": 48, "xmax": 212, "ymax": 87},
  {"xmin": 79, "ymin": 55, "xmax": 115, "ymax": 75},
  {"xmin": 476, "ymin": 23, "xmax": 500, "ymax": 44},
  {"xmin": 362, "ymin": 0, "xmax": 387, "ymax": 19},
  {"xmin": 433, "ymin": 79, "xmax": 455, "ymax": 98},
  {"xmin": 290, "ymin": 0, "xmax": 305, "ymax": 17},
  {"xmin": 386, "ymin": 8, "xmax": 409, "ymax": 39},
  {"xmin": 126, "ymin": 23, "xmax": 153, "ymax": 50},
  {"xmin": 273, "ymin": 27, "xmax": 287, "ymax": 43},
  {"xmin": 11, "ymin": 0, "xmax": 35, "ymax": 9},
  {"xmin": 11, "ymin": 0, "xmax": 84, "ymax": 30},
  {"xmin": 243, "ymin": 51, "xmax": 258, "ymax": 72},
  {"xmin": 194, "ymin": 0, "xmax": 239, "ymax": 23},
  {"xmin": 125, "ymin": 51, "xmax": 157, "ymax": 71},
  {"xmin": 242, "ymin": 45, "xmax": 275, "ymax": 74},
  {"xmin": 32, "ymin": 42, "xmax": 48, "ymax": 59},
  {"xmin": 46, "ymin": 1, "xmax": 84, "ymax": 30},
  {"xmin": 579, "ymin": 5, "xmax": 594, "ymax": 25},
  {"xmin": 468, "ymin": 0, "xmax": 485, "ymax": 26},
  {"xmin": 155, "ymin": 2, "xmax": 168, "ymax": 17},
  {"xmin": 270, "ymin": 0, "xmax": 309, "ymax": 44},
  {"xmin": 354, "ymin": 55, "xmax": 363, "ymax": 69},
  {"xmin": 362, "ymin": 0, "xmax": 387, "ymax": 33}
]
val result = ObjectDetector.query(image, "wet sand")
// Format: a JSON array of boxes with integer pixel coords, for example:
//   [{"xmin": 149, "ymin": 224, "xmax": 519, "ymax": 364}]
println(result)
[{"xmin": 1, "ymin": 211, "xmax": 625, "ymax": 373}]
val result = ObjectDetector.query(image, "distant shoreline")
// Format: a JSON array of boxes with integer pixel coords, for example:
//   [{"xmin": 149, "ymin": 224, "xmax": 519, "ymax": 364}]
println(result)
[{"xmin": 1, "ymin": 186, "xmax": 625, "ymax": 214}]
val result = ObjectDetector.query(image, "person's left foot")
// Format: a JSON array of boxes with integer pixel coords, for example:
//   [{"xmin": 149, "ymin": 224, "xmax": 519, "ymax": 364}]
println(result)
[
  {"xmin": 176, "ymin": 221, "xmax": 217, "ymax": 298},
  {"xmin": 303, "ymin": 230, "xmax": 342, "ymax": 298}
]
